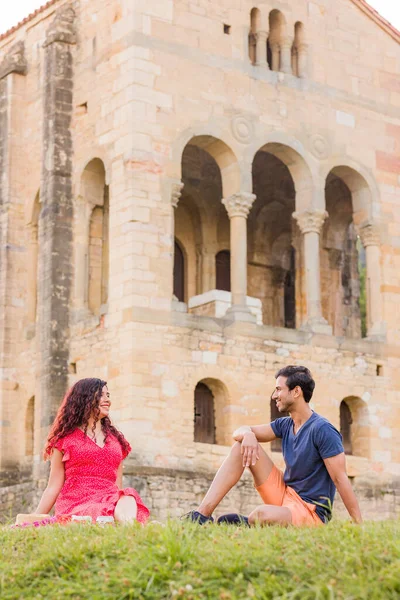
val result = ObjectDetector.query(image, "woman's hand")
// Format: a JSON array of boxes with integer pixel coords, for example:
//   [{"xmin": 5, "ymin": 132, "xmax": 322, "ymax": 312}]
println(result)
[{"xmin": 241, "ymin": 432, "xmax": 259, "ymax": 467}]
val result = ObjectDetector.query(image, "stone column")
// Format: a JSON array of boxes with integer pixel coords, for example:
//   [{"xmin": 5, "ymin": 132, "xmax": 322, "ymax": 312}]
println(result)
[
  {"xmin": 294, "ymin": 209, "xmax": 332, "ymax": 334},
  {"xmin": 359, "ymin": 222, "xmax": 385, "ymax": 339},
  {"xmin": 222, "ymin": 192, "xmax": 256, "ymax": 322},
  {"xmin": 0, "ymin": 42, "xmax": 27, "ymax": 482},
  {"xmin": 255, "ymin": 31, "xmax": 268, "ymax": 68},
  {"xmin": 280, "ymin": 37, "xmax": 293, "ymax": 74},
  {"xmin": 38, "ymin": 6, "xmax": 76, "ymax": 451},
  {"xmin": 171, "ymin": 180, "xmax": 184, "ymax": 308},
  {"xmin": 270, "ymin": 42, "xmax": 280, "ymax": 72},
  {"xmin": 297, "ymin": 43, "xmax": 308, "ymax": 78}
]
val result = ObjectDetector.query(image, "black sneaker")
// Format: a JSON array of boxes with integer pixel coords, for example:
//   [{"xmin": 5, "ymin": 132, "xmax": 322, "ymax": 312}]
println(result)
[
  {"xmin": 182, "ymin": 510, "xmax": 214, "ymax": 525},
  {"xmin": 217, "ymin": 513, "xmax": 250, "ymax": 527}
]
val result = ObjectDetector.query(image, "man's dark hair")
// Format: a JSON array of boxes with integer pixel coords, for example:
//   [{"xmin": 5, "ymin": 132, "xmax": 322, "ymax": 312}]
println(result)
[{"xmin": 275, "ymin": 365, "xmax": 315, "ymax": 403}]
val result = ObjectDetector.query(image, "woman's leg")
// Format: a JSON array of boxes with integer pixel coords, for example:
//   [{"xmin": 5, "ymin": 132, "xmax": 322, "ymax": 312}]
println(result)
[{"xmin": 114, "ymin": 496, "xmax": 138, "ymax": 524}]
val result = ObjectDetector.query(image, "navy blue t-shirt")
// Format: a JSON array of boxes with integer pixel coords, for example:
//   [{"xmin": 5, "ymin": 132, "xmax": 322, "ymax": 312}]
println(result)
[{"xmin": 270, "ymin": 412, "xmax": 344, "ymax": 523}]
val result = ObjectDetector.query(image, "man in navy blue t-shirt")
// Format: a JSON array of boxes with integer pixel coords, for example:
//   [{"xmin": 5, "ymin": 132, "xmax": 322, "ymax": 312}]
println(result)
[{"xmin": 187, "ymin": 365, "xmax": 362, "ymax": 526}]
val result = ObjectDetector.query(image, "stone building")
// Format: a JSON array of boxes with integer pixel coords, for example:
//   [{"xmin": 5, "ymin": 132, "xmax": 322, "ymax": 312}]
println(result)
[{"xmin": 0, "ymin": 0, "xmax": 399, "ymax": 520}]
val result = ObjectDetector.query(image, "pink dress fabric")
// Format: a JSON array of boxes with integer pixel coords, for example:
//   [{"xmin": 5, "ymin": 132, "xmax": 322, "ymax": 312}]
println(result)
[{"xmin": 52, "ymin": 428, "xmax": 150, "ymax": 524}]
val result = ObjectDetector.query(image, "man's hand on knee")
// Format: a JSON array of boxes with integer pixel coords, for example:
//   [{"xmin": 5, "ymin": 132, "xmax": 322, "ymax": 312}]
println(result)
[{"xmin": 241, "ymin": 432, "xmax": 260, "ymax": 467}]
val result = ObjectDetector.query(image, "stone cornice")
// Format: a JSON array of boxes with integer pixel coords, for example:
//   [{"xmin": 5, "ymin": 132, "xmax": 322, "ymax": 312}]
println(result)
[
  {"xmin": 43, "ymin": 5, "xmax": 76, "ymax": 47},
  {"xmin": 222, "ymin": 192, "xmax": 256, "ymax": 218},
  {"xmin": 293, "ymin": 209, "xmax": 328, "ymax": 234},
  {"xmin": 0, "ymin": 42, "xmax": 27, "ymax": 80}
]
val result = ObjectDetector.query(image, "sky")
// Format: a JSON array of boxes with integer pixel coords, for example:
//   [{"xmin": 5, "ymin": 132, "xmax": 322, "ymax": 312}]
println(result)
[{"xmin": 0, "ymin": 0, "xmax": 399, "ymax": 35}]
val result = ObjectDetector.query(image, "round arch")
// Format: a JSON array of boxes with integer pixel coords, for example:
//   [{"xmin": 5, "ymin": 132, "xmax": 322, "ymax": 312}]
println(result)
[
  {"xmin": 79, "ymin": 158, "xmax": 107, "ymax": 206},
  {"xmin": 245, "ymin": 134, "xmax": 318, "ymax": 211},
  {"xmin": 321, "ymin": 157, "xmax": 380, "ymax": 224},
  {"xmin": 75, "ymin": 150, "xmax": 110, "ymax": 188},
  {"xmin": 341, "ymin": 395, "xmax": 370, "ymax": 458},
  {"xmin": 170, "ymin": 128, "xmax": 242, "ymax": 198},
  {"xmin": 187, "ymin": 367, "xmax": 241, "ymax": 446},
  {"xmin": 195, "ymin": 377, "xmax": 232, "ymax": 446}
]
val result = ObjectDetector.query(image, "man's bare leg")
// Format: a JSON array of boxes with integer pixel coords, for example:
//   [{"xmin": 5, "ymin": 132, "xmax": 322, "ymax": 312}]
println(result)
[{"xmin": 197, "ymin": 441, "xmax": 276, "ymax": 517}]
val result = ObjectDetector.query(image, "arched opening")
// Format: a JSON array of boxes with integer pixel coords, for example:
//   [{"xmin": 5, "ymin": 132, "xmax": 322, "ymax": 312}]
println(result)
[
  {"xmin": 178, "ymin": 136, "xmax": 242, "ymax": 320},
  {"xmin": 249, "ymin": 8, "xmax": 260, "ymax": 65},
  {"xmin": 194, "ymin": 382, "xmax": 216, "ymax": 444},
  {"xmin": 82, "ymin": 159, "xmax": 109, "ymax": 316},
  {"xmin": 173, "ymin": 239, "xmax": 185, "ymax": 302},
  {"xmin": 248, "ymin": 149, "xmax": 299, "ymax": 327},
  {"xmin": 292, "ymin": 22, "xmax": 306, "ymax": 77},
  {"xmin": 340, "ymin": 400, "xmax": 353, "ymax": 455},
  {"xmin": 340, "ymin": 396, "xmax": 370, "ymax": 458},
  {"xmin": 322, "ymin": 172, "xmax": 365, "ymax": 337},
  {"xmin": 25, "ymin": 397, "xmax": 35, "ymax": 457},
  {"xmin": 324, "ymin": 165, "xmax": 378, "ymax": 337},
  {"xmin": 268, "ymin": 9, "xmax": 286, "ymax": 71},
  {"xmin": 216, "ymin": 250, "xmax": 231, "ymax": 292},
  {"xmin": 194, "ymin": 378, "xmax": 232, "ymax": 445}
]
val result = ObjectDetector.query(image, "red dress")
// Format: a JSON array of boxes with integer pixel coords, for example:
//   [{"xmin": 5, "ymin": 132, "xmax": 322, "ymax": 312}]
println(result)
[{"xmin": 52, "ymin": 428, "xmax": 150, "ymax": 524}]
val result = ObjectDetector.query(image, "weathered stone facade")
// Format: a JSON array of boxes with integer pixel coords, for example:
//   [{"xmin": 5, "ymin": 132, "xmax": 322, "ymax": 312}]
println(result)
[{"xmin": 0, "ymin": 0, "xmax": 399, "ymax": 521}]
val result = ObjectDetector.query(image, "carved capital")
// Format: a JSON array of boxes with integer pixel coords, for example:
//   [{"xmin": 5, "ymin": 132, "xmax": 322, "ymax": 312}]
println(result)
[
  {"xmin": 248, "ymin": 33, "xmax": 257, "ymax": 47},
  {"xmin": 297, "ymin": 42, "xmax": 309, "ymax": 53},
  {"xmin": 43, "ymin": 5, "xmax": 77, "ymax": 47},
  {"xmin": 0, "ymin": 42, "xmax": 27, "ymax": 79},
  {"xmin": 293, "ymin": 209, "xmax": 328, "ymax": 234},
  {"xmin": 359, "ymin": 222, "xmax": 380, "ymax": 247},
  {"xmin": 256, "ymin": 30, "xmax": 268, "ymax": 42},
  {"xmin": 171, "ymin": 181, "xmax": 184, "ymax": 209},
  {"xmin": 280, "ymin": 36, "xmax": 293, "ymax": 50},
  {"xmin": 222, "ymin": 192, "xmax": 256, "ymax": 219}
]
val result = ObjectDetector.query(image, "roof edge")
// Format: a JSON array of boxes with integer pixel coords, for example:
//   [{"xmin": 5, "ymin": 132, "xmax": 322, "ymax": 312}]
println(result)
[
  {"xmin": 0, "ymin": 0, "xmax": 399, "ymax": 46},
  {"xmin": 350, "ymin": 0, "xmax": 400, "ymax": 44},
  {"xmin": 0, "ymin": 1, "xmax": 61, "ymax": 44}
]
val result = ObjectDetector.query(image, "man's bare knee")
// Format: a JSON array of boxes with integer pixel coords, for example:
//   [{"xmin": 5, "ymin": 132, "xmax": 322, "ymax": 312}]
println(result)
[{"xmin": 248, "ymin": 504, "xmax": 292, "ymax": 526}]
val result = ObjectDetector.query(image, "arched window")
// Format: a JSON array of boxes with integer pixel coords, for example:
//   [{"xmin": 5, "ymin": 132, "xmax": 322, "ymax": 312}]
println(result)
[
  {"xmin": 216, "ymin": 250, "xmax": 231, "ymax": 292},
  {"xmin": 270, "ymin": 396, "xmax": 289, "ymax": 451},
  {"xmin": 268, "ymin": 10, "xmax": 285, "ymax": 72},
  {"xmin": 173, "ymin": 240, "xmax": 185, "ymax": 302},
  {"xmin": 340, "ymin": 400, "xmax": 353, "ymax": 455},
  {"xmin": 194, "ymin": 383, "xmax": 216, "ymax": 444},
  {"xmin": 88, "ymin": 187, "xmax": 109, "ymax": 316},
  {"xmin": 284, "ymin": 246, "xmax": 296, "ymax": 329},
  {"xmin": 292, "ymin": 22, "xmax": 307, "ymax": 78},
  {"xmin": 25, "ymin": 397, "xmax": 35, "ymax": 457},
  {"xmin": 249, "ymin": 8, "xmax": 260, "ymax": 65}
]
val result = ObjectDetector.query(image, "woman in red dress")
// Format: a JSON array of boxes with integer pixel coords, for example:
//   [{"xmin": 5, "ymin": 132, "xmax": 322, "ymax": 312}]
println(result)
[{"xmin": 35, "ymin": 378, "xmax": 150, "ymax": 524}]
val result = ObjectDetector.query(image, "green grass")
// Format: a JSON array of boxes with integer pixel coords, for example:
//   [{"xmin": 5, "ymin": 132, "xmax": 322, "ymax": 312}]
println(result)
[{"xmin": 1, "ymin": 519, "xmax": 399, "ymax": 599}]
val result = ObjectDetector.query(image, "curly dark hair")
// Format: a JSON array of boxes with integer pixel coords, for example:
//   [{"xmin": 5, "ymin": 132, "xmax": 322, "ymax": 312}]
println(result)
[
  {"xmin": 275, "ymin": 365, "xmax": 315, "ymax": 403},
  {"xmin": 44, "ymin": 377, "xmax": 130, "ymax": 460}
]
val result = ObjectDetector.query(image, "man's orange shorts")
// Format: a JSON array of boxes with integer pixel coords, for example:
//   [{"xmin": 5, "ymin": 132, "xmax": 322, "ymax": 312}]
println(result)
[{"xmin": 255, "ymin": 466, "xmax": 323, "ymax": 527}]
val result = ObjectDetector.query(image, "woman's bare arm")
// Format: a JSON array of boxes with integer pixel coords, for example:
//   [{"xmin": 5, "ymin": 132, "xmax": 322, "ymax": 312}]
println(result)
[{"xmin": 35, "ymin": 449, "xmax": 65, "ymax": 514}]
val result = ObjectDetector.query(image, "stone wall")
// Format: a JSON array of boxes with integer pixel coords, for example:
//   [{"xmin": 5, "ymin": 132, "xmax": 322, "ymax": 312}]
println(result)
[
  {"xmin": 1, "ymin": 469, "xmax": 399, "ymax": 524},
  {"xmin": 0, "ymin": 0, "xmax": 399, "ymax": 522}
]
